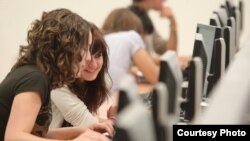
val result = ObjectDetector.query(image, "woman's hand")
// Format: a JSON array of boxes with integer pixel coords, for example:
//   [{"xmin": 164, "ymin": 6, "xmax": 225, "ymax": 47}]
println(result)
[
  {"xmin": 87, "ymin": 121, "xmax": 115, "ymax": 138},
  {"xmin": 72, "ymin": 129, "xmax": 111, "ymax": 141},
  {"xmin": 160, "ymin": 6, "xmax": 177, "ymax": 30},
  {"xmin": 178, "ymin": 55, "xmax": 191, "ymax": 70},
  {"xmin": 107, "ymin": 105, "xmax": 117, "ymax": 125}
]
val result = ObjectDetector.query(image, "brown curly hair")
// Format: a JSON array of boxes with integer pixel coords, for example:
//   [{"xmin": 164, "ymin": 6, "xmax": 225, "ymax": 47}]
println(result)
[
  {"xmin": 68, "ymin": 23, "xmax": 112, "ymax": 113},
  {"xmin": 12, "ymin": 8, "xmax": 91, "ymax": 89}
]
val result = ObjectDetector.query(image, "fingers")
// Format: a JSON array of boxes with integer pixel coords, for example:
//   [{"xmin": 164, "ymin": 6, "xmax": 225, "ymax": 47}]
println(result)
[
  {"xmin": 108, "ymin": 117, "xmax": 116, "ymax": 126},
  {"xmin": 89, "ymin": 122, "xmax": 115, "ymax": 137},
  {"xmin": 107, "ymin": 106, "xmax": 117, "ymax": 125},
  {"xmin": 160, "ymin": 6, "xmax": 176, "ymax": 22},
  {"xmin": 74, "ymin": 129, "xmax": 111, "ymax": 141},
  {"xmin": 98, "ymin": 122, "xmax": 114, "ymax": 137},
  {"xmin": 178, "ymin": 55, "xmax": 191, "ymax": 70},
  {"xmin": 88, "ymin": 130, "xmax": 111, "ymax": 141}
]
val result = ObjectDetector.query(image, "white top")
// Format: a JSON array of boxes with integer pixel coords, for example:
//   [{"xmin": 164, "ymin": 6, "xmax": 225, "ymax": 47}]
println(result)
[
  {"xmin": 105, "ymin": 30, "xmax": 145, "ymax": 92},
  {"xmin": 50, "ymin": 86, "xmax": 98, "ymax": 128}
]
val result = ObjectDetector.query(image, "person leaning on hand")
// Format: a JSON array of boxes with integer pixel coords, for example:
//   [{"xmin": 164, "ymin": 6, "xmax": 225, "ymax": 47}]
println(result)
[{"xmin": 129, "ymin": 0, "xmax": 178, "ymax": 55}]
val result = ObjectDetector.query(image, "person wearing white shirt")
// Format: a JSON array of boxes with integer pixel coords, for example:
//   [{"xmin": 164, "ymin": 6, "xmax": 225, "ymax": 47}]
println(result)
[
  {"xmin": 102, "ymin": 8, "xmax": 160, "ymax": 93},
  {"xmin": 50, "ymin": 23, "xmax": 116, "ymax": 128}
]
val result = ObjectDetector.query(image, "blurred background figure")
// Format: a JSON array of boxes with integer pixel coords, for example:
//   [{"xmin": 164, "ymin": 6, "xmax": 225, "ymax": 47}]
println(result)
[
  {"xmin": 102, "ymin": 8, "xmax": 160, "ymax": 94},
  {"xmin": 129, "ymin": 0, "xmax": 178, "ymax": 56}
]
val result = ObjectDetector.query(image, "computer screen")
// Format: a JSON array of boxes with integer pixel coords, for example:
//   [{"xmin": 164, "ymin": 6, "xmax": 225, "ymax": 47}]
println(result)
[
  {"xmin": 196, "ymin": 24, "xmax": 221, "ymax": 96},
  {"xmin": 209, "ymin": 13, "xmax": 221, "ymax": 27},
  {"xmin": 117, "ymin": 74, "xmax": 138, "ymax": 113},
  {"xmin": 196, "ymin": 39, "xmax": 250, "ymax": 124},
  {"xmin": 239, "ymin": 0, "xmax": 244, "ymax": 32},
  {"xmin": 183, "ymin": 57, "xmax": 203, "ymax": 122},
  {"xmin": 159, "ymin": 51, "xmax": 183, "ymax": 121},
  {"xmin": 113, "ymin": 101, "xmax": 156, "ymax": 141},
  {"xmin": 213, "ymin": 38, "xmax": 226, "ymax": 82},
  {"xmin": 213, "ymin": 6, "xmax": 228, "ymax": 27},
  {"xmin": 207, "ymin": 38, "xmax": 226, "ymax": 96},
  {"xmin": 192, "ymin": 33, "xmax": 208, "ymax": 94},
  {"xmin": 117, "ymin": 90, "xmax": 131, "ymax": 113},
  {"xmin": 151, "ymin": 82, "xmax": 171, "ymax": 141},
  {"xmin": 227, "ymin": 17, "xmax": 236, "ymax": 54},
  {"xmin": 224, "ymin": 0, "xmax": 242, "ymax": 42},
  {"xmin": 225, "ymin": 0, "xmax": 241, "ymax": 51},
  {"xmin": 222, "ymin": 26, "xmax": 234, "ymax": 68},
  {"xmin": 225, "ymin": 0, "xmax": 235, "ymax": 17},
  {"xmin": 234, "ymin": 8, "xmax": 241, "ymax": 51}
]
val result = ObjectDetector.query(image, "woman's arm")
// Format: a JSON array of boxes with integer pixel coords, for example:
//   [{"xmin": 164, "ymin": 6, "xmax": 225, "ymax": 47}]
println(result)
[
  {"xmin": 4, "ymin": 91, "xmax": 112, "ymax": 141},
  {"xmin": 47, "ymin": 123, "xmax": 114, "ymax": 140},
  {"xmin": 133, "ymin": 48, "xmax": 159, "ymax": 85},
  {"xmin": 4, "ymin": 92, "xmax": 51, "ymax": 141},
  {"xmin": 46, "ymin": 126, "xmax": 85, "ymax": 139},
  {"xmin": 51, "ymin": 87, "xmax": 98, "ymax": 127},
  {"xmin": 152, "ymin": 5, "xmax": 178, "ymax": 54},
  {"xmin": 160, "ymin": 5, "xmax": 178, "ymax": 52}
]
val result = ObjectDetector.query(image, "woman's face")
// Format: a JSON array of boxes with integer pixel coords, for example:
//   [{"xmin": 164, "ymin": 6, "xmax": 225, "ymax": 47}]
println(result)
[{"xmin": 78, "ymin": 31, "xmax": 104, "ymax": 81}]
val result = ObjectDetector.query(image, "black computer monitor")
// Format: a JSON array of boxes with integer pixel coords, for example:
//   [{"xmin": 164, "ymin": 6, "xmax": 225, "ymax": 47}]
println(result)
[
  {"xmin": 213, "ymin": 38, "xmax": 226, "ymax": 82},
  {"xmin": 210, "ymin": 7, "xmax": 233, "ymax": 69},
  {"xmin": 225, "ymin": 0, "xmax": 235, "ymax": 17},
  {"xmin": 209, "ymin": 13, "xmax": 221, "ymax": 27},
  {"xmin": 222, "ymin": 26, "xmax": 234, "ymax": 68},
  {"xmin": 196, "ymin": 23, "xmax": 221, "ymax": 97},
  {"xmin": 234, "ymin": 8, "xmax": 241, "ymax": 51},
  {"xmin": 117, "ymin": 90, "xmax": 131, "ymax": 113},
  {"xmin": 224, "ymin": 0, "xmax": 242, "ymax": 43},
  {"xmin": 196, "ymin": 39, "xmax": 250, "ymax": 124},
  {"xmin": 207, "ymin": 38, "xmax": 226, "ymax": 96},
  {"xmin": 113, "ymin": 100, "xmax": 156, "ymax": 141},
  {"xmin": 192, "ymin": 33, "xmax": 208, "ymax": 94},
  {"xmin": 114, "ymin": 74, "xmax": 156, "ymax": 141},
  {"xmin": 213, "ymin": 6, "xmax": 228, "ymax": 27},
  {"xmin": 227, "ymin": 17, "xmax": 236, "ymax": 53},
  {"xmin": 159, "ymin": 51, "xmax": 183, "ymax": 121},
  {"xmin": 239, "ymin": 0, "xmax": 244, "ymax": 32},
  {"xmin": 116, "ymin": 74, "xmax": 138, "ymax": 113},
  {"xmin": 182, "ymin": 57, "xmax": 203, "ymax": 122},
  {"xmin": 151, "ymin": 82, "xmax": 171, "ymax": 141},
  {"xmin": 225, "ymin": 0, "xmax": 241, "ymax": 51}
]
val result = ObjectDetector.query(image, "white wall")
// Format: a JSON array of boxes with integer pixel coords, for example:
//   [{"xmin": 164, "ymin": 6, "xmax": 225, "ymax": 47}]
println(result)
[{"xmin": 0, "ymin": 0, "xmax": 249, "ymax": 81}]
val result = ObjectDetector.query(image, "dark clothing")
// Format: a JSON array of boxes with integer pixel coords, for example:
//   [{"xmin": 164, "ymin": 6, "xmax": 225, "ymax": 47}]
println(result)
[
  {"xmin": 0, "ymin": 65, "xmax": 52, "ymax": 139},
  {"xmin": 129, "ymin": 4, "xmax": 155, "ymax": 34},
  {"xmin": 129, "ymin": 4, "xmax": 167, "ymax": 55}
]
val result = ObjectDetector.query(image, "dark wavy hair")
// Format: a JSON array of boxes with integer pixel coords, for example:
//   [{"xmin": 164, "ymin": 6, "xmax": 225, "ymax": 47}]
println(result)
[
  {"xmin": 68, "ymin": 23, "xmax": 111, "ymax": 113},
  {"xmin": 12, "ymin": 8, "xmax": 91, "ymax": 89}
]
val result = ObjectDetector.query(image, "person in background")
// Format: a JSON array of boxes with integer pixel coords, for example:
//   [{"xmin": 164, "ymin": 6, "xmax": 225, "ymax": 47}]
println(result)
[
  {"xmin": 102, "ymin": 8, "xmax": 160, "ymax": 93},
  {"xmin": 0, "ymin": 8, "xmax": 113, "ymax": 141},
  {"xmin": 129, "ymin": 0, "xmax": 178, "ymax": 55},
  {"xmin": 50, "ymin": 23, "xmax": 116, "ymax": 128}
]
